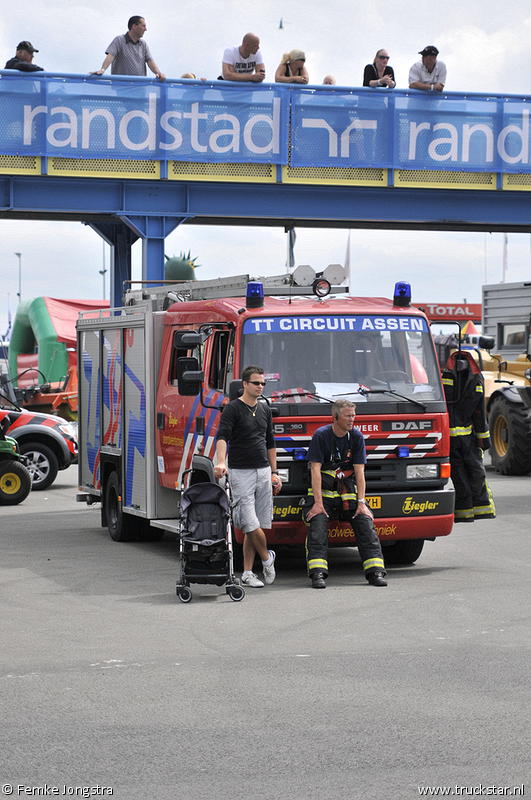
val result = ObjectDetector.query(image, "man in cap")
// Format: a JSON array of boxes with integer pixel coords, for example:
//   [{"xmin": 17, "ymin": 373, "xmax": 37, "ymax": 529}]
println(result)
[
  {"xmin": 409, "ymin": 46, "xmax": 446, "ymax": 92},
  {"xmin": 5, "ymin": 42, "xmax": 44, "ymax": 72}
]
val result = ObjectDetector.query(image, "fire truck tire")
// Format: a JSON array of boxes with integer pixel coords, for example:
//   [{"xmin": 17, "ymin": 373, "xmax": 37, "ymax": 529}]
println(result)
[
  {"xmin": 19, "ymin": 443, "xmax": 59, "ymax": 491},
  {"xmin": 383, "ymin": 538, "xmax": 424, "ymax": 565},
  {"xmin": 489, "ymin": 398, "xmax": 531, "ymax": 475},
  {"xmin": 0, "ymin": 460, "xmax": 32, "ymax": 505},
  {"xmin": 105, "ymin": 471, "xmax": 140, "ymax": 542},
  {"xmin": 136, "ymin": 518, "xmax": 165, "ymax": 541}
]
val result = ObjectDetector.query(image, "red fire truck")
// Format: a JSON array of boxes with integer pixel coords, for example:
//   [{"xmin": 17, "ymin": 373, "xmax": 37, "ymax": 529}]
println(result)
[{"xmin": 77, "ymin": 267, "xmax": 454, "ymax": 564}]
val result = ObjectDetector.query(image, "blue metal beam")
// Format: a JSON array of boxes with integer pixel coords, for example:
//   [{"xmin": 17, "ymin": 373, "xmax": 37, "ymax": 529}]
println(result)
[{"xmin": 2, "ymin": 175, "xmax": 531, "ymax": 232}]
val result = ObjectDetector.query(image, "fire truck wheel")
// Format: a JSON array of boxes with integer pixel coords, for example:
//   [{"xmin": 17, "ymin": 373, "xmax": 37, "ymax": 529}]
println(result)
[
  {"xmin": 19, "ymin": 443, "xmax": 59, "ymax": 491},
  {"xmin": 0, "ymin": 460, "xmax": 32, "ymax": 505},
  {"xmin": 489, "ymin": 397, "xmax": 531, "ymax": 476},
  {"xmin": 383, "ymin": 538, "xmax": 424, "ymax": 565},
  {"xmin": 105, "ymin": 471, "xmax": 140, "ymax": 542},
  {"xmin": 135, "ymin": 518, "xmax": 165, "ymax": 541}
]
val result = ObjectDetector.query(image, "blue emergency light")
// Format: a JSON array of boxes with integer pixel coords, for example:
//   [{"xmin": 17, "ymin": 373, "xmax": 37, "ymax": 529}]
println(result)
[
  {"xmin": 393, "ymin": 281, "xmax": 412, "ymax": 307},
  {"xmin": 246, "ymin": 281, "xmax": 264, "ymax": 308},
  {"xmin": 291, "ymin": 448, "xmax": 307, "ymax": 460},
  {"xmin": 396, "ymin": 446, "xmax": 410, "ymax": 458}
]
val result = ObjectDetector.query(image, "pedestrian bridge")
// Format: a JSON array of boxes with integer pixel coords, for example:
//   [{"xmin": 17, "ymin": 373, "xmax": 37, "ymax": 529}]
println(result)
[{"xmin": 2, "ymin": 70, "xmax": 531, "ymax": 304}]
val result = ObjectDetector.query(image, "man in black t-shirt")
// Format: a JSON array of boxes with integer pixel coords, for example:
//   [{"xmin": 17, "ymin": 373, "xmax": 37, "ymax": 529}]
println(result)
[
  {"xmin": 214, "ymin": 365, "xmax": 280, "ymax": 588},
  {"xmin": 303, "ymin": 399, "xmax": 387, "ymax": 589}
]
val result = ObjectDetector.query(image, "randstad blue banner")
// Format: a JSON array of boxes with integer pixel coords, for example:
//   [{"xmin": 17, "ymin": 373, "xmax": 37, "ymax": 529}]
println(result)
[
  {"xmin": 0, "ymin": 73, "xmax": 288, "ymax": 164},
  {"xmin": 1, "ymin": 72, "xmax": 531, "ymax": 173},
  {"xmin": 291, "ymin": 90, "xmax": 531, "ymax": 172}
]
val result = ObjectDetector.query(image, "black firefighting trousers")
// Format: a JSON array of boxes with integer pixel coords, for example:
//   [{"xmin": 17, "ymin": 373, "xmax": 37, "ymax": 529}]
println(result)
[
  {"xmin": 450, "ymin": 434, "xmax": 496, "ymax": 523},
  {"xmin": 303, "ymin": 497, "xmax": 386, "ymax": 577}
]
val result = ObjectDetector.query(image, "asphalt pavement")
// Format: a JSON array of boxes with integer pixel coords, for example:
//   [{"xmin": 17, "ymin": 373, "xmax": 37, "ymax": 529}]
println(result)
[{"xmin": 1, "ymin": 464, "xmax": 530, "ymax": 800}]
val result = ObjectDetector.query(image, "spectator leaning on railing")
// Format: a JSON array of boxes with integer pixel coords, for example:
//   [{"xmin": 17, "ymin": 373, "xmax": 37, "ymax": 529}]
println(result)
[
  {"xmin": 409, "ymin": 45, "xmax": 446, "ymax": 92},
  {"xmin": 89, "ymin": 16, "xmax": 165, "ymax": 81},
  {"xmin": 5, "ymin": 41, "xmax": 43, "ymax": 72}
]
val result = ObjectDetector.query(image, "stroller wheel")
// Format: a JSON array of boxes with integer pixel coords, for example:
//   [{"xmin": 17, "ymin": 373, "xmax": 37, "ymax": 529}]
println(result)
[
  {"xmin": 227, "ymin": 585, "xmax": 245, "ymax": 602},
  {"xmin": 177, "ymin": 586, "xmax": 193, "ymax": 603}
]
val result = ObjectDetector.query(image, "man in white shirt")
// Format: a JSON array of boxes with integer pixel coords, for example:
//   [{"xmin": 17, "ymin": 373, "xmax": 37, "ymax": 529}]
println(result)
[
  {"xmin": 221, "ymin": 33, "xmax": 265, "ymax": 82},
  {"xmin": 409, "ymin": 45, "xmax": 446, "ymax": 92}
]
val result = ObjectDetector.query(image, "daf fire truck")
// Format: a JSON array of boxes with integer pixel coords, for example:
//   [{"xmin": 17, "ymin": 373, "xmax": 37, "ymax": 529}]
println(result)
[{"xmin": 77, "ymin": 267, "xmax": 455, "ymax": 564}]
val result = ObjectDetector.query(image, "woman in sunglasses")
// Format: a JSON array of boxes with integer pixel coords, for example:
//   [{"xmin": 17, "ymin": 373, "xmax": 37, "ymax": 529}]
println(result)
[
  {"xmin": 363, "ymin": 49, "xmax": 395, "ymax": 88},
  {"xmin": 275, "ymin": 49, "xmax": 309, "ymax": 84}
]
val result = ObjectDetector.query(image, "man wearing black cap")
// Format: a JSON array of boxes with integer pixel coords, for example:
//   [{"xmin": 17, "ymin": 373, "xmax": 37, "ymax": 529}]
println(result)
[
  {"xmin": 409, "ymin": 46, "xmax": 445, "ymax": 92},
  {"xmin": 5, "ymin": 42, "xmax": 44, "ymax": 72}
]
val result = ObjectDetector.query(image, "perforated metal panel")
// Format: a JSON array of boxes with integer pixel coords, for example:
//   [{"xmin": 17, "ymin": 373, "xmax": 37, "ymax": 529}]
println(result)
[
  {"xmin": 0, "ymin": 155, "xmax": 40, "ymax": 174},
  {"xmin": 394, "ymin": 169, "xmax": 496, "ymax": 190},
  {"xmin": 47, "ymin": 157, "xmax": 159, "ymax": 179},
  {"xmin": 283, "ymin": 165, "xmax": 386, "ymax": 186},
  {"xmin": 168, "ymin": 161, "xmax": 275, "ymax": 182},
  {"xmin": 503, "ymin": 173, "xmax": 531, "ymax": 190}
]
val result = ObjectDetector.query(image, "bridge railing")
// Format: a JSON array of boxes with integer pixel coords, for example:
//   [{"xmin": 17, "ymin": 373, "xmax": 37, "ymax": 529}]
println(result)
[{"xmin": 1, "ymin": 71, "xmax": 530, "ymax": 183}]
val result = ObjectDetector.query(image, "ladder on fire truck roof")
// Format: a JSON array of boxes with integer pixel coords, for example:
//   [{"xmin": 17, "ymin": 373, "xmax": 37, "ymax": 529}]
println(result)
[{"xmin": 124, "ymin": 264, "xmax": 348, "ymax": 310}]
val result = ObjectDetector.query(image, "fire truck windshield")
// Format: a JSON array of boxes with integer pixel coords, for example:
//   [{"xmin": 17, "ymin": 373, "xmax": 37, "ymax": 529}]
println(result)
[{"xmin": 240, "ymin": 314, "xmax": 443, "ymax": 404}]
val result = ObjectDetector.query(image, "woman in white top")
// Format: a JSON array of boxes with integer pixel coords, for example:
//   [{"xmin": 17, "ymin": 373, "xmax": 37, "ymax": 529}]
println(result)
[{"xmin": 274, "ymin": 49, "xmax": 309, "ymax": 84}]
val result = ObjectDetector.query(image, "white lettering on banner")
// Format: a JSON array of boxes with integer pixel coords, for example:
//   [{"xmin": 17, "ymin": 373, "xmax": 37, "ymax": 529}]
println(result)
[
  {"xmin": 119, "ymin": 93, "xmax": 157, "ymax": 151},
  {"xmin": 250, "ymin": 318, "xmax": 275, "ymax": 332},
  {"xmin": 408, "ymin": 111, "xmax": 530, "ymax": 164},
  {"xmin": 82, "ymin": 108, "xmax": 116, "ymax": 149},
  {"xmin": 47, "ymin": 106, "xmax": 78, "ymax": 147},
  {"xmin": 302, "ymin": 117, "xmax": 377, "ymax": 158},
  {"xmin": 362, "ymin": 317, "xmax": 424, "ymax": 332},
  {"xmin": 22, "ymin": 95, "xmax": 280, "ymax": 156}
]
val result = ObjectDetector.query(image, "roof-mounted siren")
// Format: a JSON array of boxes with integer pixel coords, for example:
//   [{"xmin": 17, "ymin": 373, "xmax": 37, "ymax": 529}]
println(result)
[
  {"xmin": 393, "ymin": 281, "xmax": 412, "ymax": 308},
  {"xmin": 246, "ymin": 281, "xmax": 264, "ymax": 308}
]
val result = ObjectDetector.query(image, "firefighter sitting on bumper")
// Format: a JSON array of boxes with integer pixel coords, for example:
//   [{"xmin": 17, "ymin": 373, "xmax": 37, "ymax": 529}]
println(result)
[
  {"xmin": 442, "ymin": 350, "xmax": 495, "ymax": 523},
  {"xmin": 303, "ymin": 399, "xmax": 387, "ymax": 589}
]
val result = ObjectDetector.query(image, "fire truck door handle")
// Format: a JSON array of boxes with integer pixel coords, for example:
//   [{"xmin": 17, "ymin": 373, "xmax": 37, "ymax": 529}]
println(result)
[{"xmin": 157, "ymin": 412, "xmax": 165, "ymax": 430}]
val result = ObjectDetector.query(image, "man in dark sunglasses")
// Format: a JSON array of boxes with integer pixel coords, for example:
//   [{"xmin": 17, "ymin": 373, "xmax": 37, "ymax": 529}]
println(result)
[
  {"xmin": 409, "ymin": 45, "xmax": 446, "ymax": 92},
  {"xmin": 214, "ymin": 364, "xmax": 280, "ymax": 588}
]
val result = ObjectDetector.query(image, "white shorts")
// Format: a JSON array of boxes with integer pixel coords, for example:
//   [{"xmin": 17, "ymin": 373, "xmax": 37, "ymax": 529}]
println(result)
[{"xmin": 229, "ymin": 467, "xmax": 273, "ymax": 533}]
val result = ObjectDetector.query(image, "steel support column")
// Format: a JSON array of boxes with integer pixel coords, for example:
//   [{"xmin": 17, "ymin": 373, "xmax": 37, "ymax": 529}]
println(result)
[
  {"xmin": 120, "ymin": 215, "xmax": 190, "ymax": 284},
  {"xmin": 85, "ymin": 221, "xmax": 139, "ymax": 308}
]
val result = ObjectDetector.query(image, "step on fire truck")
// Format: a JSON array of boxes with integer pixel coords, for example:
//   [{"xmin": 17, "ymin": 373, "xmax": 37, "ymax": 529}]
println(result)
[{"xmin": 77, "ymin": 265, "xmax": 455, "ymax": 564}]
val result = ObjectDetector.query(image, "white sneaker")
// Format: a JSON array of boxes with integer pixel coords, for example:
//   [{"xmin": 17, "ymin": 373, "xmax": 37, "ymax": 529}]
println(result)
[
  {"xmin": 241, "ymin": 571, "xmax": 264, "ymax": 588},
  {"xmin": 262, "ymin": 550, "xmax": 276, "ymax": 585}
]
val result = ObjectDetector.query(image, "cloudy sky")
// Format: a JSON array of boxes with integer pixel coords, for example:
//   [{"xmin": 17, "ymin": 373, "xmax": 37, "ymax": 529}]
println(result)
[{"xmin": 2, "ymin": 0, "xmax": 531, "ymax": 336}]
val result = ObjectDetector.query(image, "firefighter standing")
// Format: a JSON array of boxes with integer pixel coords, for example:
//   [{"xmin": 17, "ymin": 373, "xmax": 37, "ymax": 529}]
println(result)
[
  {"xmin": 442, "ymin": 350, "xmax": 495, "ymax": 522},
  {"xmin": 303, "ymin": 399, "xmax": 387, "ymax": 589}
]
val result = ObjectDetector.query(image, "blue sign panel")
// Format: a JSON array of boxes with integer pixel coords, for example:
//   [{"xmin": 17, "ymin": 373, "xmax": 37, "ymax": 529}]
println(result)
[
  {"xmin": 243, "ymin": 316, "xmax": 429, "ymax": 333},
  {"xmin": 290, "ymin": 89, "xmax": 531, "ymax": 173},
  {"xmin": 1, "ymin": 72, "xmax": 531, "ymax": 173},
  {"xmin": 0, "ymin": 73, "xmax": 288, "ymax": 164}
]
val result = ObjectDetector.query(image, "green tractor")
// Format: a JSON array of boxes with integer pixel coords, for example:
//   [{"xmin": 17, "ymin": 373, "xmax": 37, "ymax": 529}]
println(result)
[{"xmin": 0, "ymin": 415, "xmax": 32, "ymax": 505}]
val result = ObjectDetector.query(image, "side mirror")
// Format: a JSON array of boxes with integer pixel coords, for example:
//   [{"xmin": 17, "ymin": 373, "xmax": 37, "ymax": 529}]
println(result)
[
  {"xmin": 174, "ymin": 327, "xmax": 212, "ymax": 349},
  {"xmin": 478, "ymin": 335, "xmax": 495, "ymax": 351},
  {"xmin": 229, "ymin": 379, "xmax": 243, "ymax": 401},
  {"xmin": 176, "ymin": 357, "xmax": 203, "ymax": 396}
]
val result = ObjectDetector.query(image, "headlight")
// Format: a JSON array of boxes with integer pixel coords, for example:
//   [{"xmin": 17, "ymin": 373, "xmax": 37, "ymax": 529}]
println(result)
[
  {"xmin": 406, "ymin": 464, "xmax": 438, "ymax": 479},
  {"xmin": 59, "ymin": 423, "xmax": 76, "ymax": 438}
]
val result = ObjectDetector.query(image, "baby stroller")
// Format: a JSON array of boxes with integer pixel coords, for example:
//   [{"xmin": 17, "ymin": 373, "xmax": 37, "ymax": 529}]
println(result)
[{"xmin": 176, "ymin": 454, "xmax": 245, "ymax": 603}]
